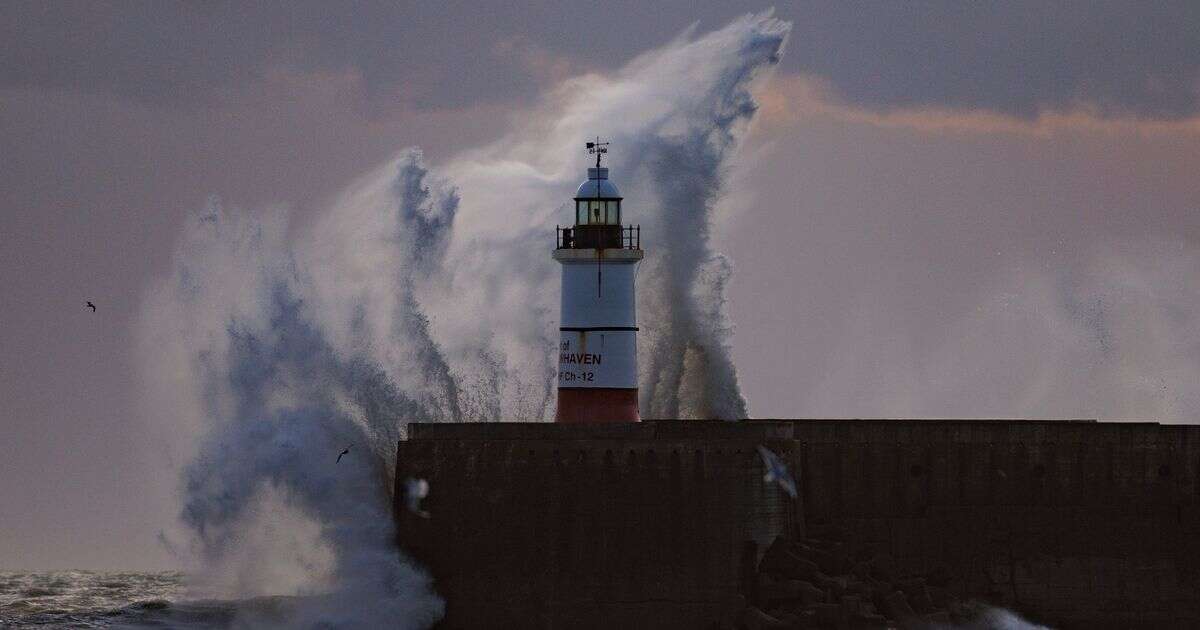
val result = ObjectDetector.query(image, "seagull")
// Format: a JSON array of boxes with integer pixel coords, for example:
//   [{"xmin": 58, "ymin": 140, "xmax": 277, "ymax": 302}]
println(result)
[
  {"xmin": 336, "ymin": 444, "xmax": 351, "ymax": 464},
  {"xmin": 86, "ymin": 301, "xmax": 96, "ymax": 312},
  {"xmin": 404, "ymin": 477, "xmax": 430, "ymax": 518},
  {"xmin": 756, "ymin": 445, "xmax": 798, "ymax": 498}
]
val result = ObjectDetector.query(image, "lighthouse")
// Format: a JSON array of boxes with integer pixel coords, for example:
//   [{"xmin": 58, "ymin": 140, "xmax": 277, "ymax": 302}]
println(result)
[{"xmin": 553, "ymin": 140, "xmax": 643, "ymax": 422}]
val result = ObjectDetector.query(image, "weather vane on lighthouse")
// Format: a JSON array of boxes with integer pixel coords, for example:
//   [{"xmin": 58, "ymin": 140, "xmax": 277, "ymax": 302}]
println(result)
[
  {"xmin": 586, "ymin": 137, "xmax": 609, "ymax": 168},
  {"xmin": 553, "ymin": 138, "xmax": 643, "ymax": 423}
]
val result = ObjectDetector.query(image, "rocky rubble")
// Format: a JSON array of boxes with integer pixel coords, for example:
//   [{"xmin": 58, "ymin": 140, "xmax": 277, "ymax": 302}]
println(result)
[{"xmin": 733, "ymin": 534, "xmax": 960, "ymax": 629}]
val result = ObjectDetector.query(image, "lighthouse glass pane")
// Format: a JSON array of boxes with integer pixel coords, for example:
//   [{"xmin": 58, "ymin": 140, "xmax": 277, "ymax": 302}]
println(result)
[
  {"xmin": 606, "ymin": 201, "xmax": 620, "ymax": 224},
  {"xmin": 576, "ymin": 201, "xmax": 587, "ymax": 225},
  {"xmin": 589, "ymin": 200, "xmax": 603, "ymax": 224}
]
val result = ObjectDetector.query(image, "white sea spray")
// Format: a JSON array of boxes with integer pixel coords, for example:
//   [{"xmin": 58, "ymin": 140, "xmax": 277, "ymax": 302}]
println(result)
[{"xmin": 137, "ymin": 12, "xmax": 791, "ymax": 628}]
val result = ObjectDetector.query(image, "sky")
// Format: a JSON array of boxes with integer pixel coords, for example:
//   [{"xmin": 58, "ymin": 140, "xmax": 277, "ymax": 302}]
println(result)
[{"xmin": 2, "ymin": 2, "xmax": 1200, "ymax": 570}]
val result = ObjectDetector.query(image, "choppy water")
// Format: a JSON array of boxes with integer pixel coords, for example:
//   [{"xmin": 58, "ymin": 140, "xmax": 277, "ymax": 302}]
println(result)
[{"xmin": 0, "ymin": 571, "xmax": 304, "ymax": 629}]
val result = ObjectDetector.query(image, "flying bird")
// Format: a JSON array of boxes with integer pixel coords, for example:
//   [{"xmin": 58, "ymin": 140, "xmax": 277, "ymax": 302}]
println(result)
[
  {"xmin": 404, "ymin": 477, "xmax": 430, "ymax": 518},
  {"xmin": 86, "ymin": 301, "xmax": 96, "ymax": 312},
  {"xmin": 756, "ymin": 445, "xmax": 798, "ymax": 498},
  {"xmin": 336, "ymin": 444, "xmax": 351, "ymax": 464}
]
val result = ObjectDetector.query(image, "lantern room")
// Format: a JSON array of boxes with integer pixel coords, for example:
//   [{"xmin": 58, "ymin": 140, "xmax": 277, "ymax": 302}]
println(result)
[
  {"xmin": 574, "ymin": 167, "xmax": 622, "ymax": 225},
  {"xmin": 558, "ymin": 163, "xmax": 640, "ymax": 251}
]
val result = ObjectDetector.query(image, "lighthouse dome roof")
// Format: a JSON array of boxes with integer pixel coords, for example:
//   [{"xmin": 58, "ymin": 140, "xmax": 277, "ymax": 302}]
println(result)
[{"xmin": 575, "ymin": 167, "xmax": 622, "ymax": 199}]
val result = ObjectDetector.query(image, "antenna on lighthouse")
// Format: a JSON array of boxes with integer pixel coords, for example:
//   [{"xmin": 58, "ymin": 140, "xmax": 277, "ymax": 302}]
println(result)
[{"xmin": 586, "ymin": 137, "xmax": 609, "ymax": 168}]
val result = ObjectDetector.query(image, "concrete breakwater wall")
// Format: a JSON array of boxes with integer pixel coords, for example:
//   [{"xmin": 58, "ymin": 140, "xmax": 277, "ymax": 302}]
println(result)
[
  {"xmin": 395, "ymin": 420, "xmax": 1200, "ymax": 628},
  {"xmin": 395, "ymin": 422, "xmax": 797, "ymax": 628},
  {"xmin": 789, "ymin": 420, "xmax": 1200, "ymax": 628}
]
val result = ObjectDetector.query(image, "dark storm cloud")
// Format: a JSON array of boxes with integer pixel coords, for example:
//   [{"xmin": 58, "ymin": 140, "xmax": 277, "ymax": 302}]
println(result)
[{"xmin": 8, "ymin": 3, "xmax": 1196, "ymax": 118}]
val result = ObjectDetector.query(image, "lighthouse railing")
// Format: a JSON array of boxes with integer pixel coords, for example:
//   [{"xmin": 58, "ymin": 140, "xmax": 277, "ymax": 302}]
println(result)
[
  {"xmin": 622, "ymin": 225, "xmax": 641, "ymax": 249},
  {"xmin": 556, "ymin": 225, "xmax": 641, "ymax": 250}
]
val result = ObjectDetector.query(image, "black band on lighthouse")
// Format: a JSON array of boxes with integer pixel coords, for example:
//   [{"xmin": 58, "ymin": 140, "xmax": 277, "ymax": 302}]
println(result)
[{"xmin": 559, "ymin": 326, "xmax": 639, "ymax": 332}]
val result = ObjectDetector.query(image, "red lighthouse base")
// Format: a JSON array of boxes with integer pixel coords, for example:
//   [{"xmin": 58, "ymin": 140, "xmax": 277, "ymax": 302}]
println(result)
[{"xmin": 555, "ymin": 388, "xmax": 639, "ymax": 423}]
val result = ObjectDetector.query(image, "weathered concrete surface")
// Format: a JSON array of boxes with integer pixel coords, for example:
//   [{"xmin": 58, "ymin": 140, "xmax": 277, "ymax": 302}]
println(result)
[
  {"xmin": 787, "ymin": 420, "xmax": 1200, "ymax": 628},
  {"xmin": 395, "ymin": 420, "xmax": 1200, "ymax": 629},
  {"xmin": 396, "ymin": 422, "xmax": 798, "ymax": 628}
]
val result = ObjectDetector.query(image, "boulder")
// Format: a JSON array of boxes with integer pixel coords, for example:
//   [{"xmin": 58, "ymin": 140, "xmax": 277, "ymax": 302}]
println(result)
[
  {"xmin": 796, "ymin": 580, "xmax": 826, "ymax": 606},
  {"xmin": 795, "ymin": 543, "xmax": 844, "ymax": 575},
  {"xmin": 760, "ymin": 537, "xmax": 820, "ymax": 581},
  {"xmin": 881, "ymin": 591, "xmax": 917, "ymax": 623},
  {"xmin": 809, "ymin": 602, "xmax": 845, "ymax": 628},
  {"xmin": 786, "ymin": 557, "xmax": 823, "ymax": 582},
  {"xmin": 743, "ymin": 606, "xmax": 791, "ymax": 630},
  {"xmin": 852, "ymin": 613, "xmax": 890, "ymax": 629},
  {"xmin": 896, "ymin": 578, "xmax": 933, "ymax": 614},
  {"xmin": 811, "ymin": 572, "xmax": 847, "ymax": 596},
  {"xmin": 840, "ymin": 594, "xmax": 865, "ymax": 618},
  {"xmin": 926, "ymin": 585, "xmax": 949, "ymax": 609},
  {"xmin": 843, "ymin": 580, "xmax": 873, "ymax": 598},
  {"xmin": 793, "ymin": 609, "xmax": 818, "ymax": 629},
  {"xmin": 759, "ymin": 577, "xmax": 805, "ymax": 604},
  {"xmin": 924, "ymin": 611, "xmax": 951, "ymax": 625},
  {"xmin": 906, "ymin": 587, "xmax": 933, "ymax": 615}
]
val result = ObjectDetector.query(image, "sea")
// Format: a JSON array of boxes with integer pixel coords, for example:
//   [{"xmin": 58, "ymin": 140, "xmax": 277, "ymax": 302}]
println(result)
[{"xmin": 0, "ymin": 571, "xmax": 301, "ymax": 629}]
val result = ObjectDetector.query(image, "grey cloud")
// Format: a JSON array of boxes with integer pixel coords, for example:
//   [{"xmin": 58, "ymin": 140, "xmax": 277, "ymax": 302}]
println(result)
[
  {"xmin": 0, "ymin": 1, "xmax": 549, "ymax": 109},
  {"xmin": 4, "ymin": 3, "xmax": 1199, "ymax": 117},
  {"xmin": 782, "ymin": 2, "xmax": 1200, "ymax": 118}
]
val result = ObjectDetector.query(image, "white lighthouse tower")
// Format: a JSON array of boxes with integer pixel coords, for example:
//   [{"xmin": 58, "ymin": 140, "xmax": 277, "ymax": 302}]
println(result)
[{"xmin": 554, "ymin": 140, "xmax": 643, "ymax": 423}]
